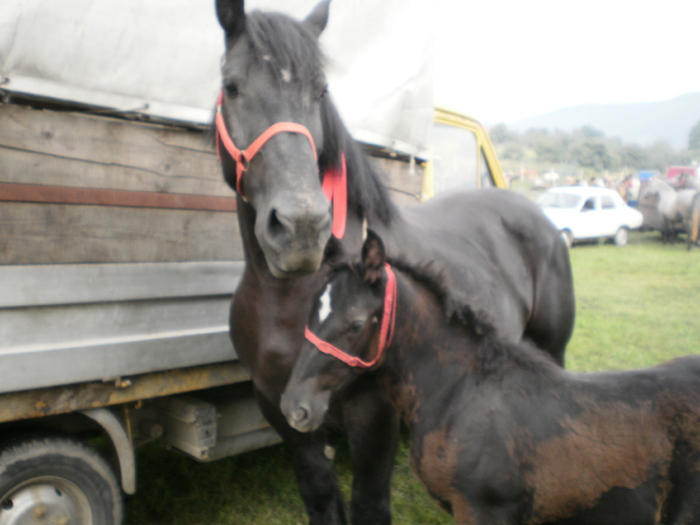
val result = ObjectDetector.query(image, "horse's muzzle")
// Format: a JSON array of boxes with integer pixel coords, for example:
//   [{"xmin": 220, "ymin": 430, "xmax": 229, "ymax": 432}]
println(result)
[
  {"xmin": 280, "ymin": 389, "xmax": 329, "ymax": 433},
  {"xmin": 258, "ymin": 194, "xmax": 332, "ymax": 277}
]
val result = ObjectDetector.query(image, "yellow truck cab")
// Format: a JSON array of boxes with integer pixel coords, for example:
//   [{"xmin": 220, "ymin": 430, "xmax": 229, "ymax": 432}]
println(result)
[{"xmin": 423, "ymin": 108, "xmax": 508, "ymax": 199}]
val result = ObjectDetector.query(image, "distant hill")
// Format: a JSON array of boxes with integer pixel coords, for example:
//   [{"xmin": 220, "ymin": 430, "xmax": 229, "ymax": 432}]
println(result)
[{"xmin": 509, "ymin": 92, "xmax": 700, "ymax": 150}]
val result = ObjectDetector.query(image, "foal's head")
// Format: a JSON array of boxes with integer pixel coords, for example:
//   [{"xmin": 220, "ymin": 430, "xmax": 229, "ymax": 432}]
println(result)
[
  {"xmin": 216, "ymin": 0, "xmax": 333, "ymax": 277},
  {"xmin": 281, "ymin": 231, "xmax": 393, "ymax": 432}
]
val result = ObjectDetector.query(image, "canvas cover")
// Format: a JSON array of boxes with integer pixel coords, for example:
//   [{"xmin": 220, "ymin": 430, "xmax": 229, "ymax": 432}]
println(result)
[{"xmin": 0, "ymin": 0, "xmax": 433, "ymax": 158}]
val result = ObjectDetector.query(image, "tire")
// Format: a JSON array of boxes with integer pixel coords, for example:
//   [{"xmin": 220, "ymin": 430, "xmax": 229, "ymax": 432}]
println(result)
[
  {"xmin": 613, "ymin": 227, "xmax": 629, "ymax": 247},
  {"xmin": 0, "ymin": 436, "xmax": 123, "ymax": 525},
  {"xmin": 560, "ymin": 230, "xmax": 573, "ymax": 249}
]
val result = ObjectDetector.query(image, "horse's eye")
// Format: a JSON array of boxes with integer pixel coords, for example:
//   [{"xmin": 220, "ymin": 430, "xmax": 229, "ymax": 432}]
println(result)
[
  {"xmin": 319, "ymin": 85, "xmax": 328, "ymax": 100},
  {"xmin": 225, "ymin": 82, "xmax": 240, "ymax": 98},
  {"xmin": 348, "ymin": 320, "xmax": 365, "ymax": 334}
]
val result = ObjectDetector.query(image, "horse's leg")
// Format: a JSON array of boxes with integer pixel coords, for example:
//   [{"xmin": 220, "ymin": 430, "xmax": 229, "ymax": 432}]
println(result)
[
  {"xmin": 660, "ymin": 217, "xmax": 668, "ymax": 244},
  {"xmin": 253, "ymin": 387, "xmax": 348, "ymax": 525},
  {"xmin": 342, "ymin": 376, "xmax": 400, "ymax": 525},
  {"xmin": 664, "ymin": 468, "xmax": 700, "ymax": 525}
]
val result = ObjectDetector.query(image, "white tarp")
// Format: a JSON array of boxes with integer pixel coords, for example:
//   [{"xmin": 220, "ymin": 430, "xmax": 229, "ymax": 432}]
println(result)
[{"xmin": 0, "ymin": 0, "xmax": 433, "ymax": 158}]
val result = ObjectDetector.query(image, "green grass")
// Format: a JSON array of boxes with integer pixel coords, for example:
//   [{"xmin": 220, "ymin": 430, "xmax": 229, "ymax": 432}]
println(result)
[
  {"xmin": 566, "ymin": 232, "xmax": 700, "ymax": 372},
  {"xmin": 125, "ymin": 232, "xmax": 700, "ymax": 524}
]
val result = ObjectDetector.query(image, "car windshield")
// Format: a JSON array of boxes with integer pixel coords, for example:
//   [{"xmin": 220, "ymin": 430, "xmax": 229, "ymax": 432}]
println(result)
[{"xmin": 537, "ymin": 191, "xmax": 582, "ymax": 209}]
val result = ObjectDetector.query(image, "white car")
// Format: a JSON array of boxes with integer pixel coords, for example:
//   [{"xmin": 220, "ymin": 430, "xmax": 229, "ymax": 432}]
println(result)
[{"xmin": 537, "ymin": 186, "xmax": 644, "ymax": 247}]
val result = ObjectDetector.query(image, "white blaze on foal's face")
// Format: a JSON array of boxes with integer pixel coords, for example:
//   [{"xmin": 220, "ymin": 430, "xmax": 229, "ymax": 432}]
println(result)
[{"xmin": 318, "ymin": 284, "xmax": 333, "ymax": 322}]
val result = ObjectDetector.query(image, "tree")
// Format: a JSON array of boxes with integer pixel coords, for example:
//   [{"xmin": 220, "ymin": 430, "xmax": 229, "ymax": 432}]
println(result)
[
  {"xmin": 567, "ymin": 138, "xmax": 616, "ymax": 171},
  {"xmin": 489, "ymin": 123, "xmax": 518, "ymax": 144},
  {"xmin": 689, "ymin": 120, "xmax": 700, "ymax": 150},
  {"xmin": 620, "ymin": 144, "xmax": 651, "ymax": 170},
  {"xmin": 571, "ymin": 125, "xmax": 605, "ymax": 141},
  {"xmin": 645, "ymin": 140, "xmax": 674, "ymax": 172},
  {"xmin": 501, "ymin": 144, "xmax": 525, "ymax": 161}
]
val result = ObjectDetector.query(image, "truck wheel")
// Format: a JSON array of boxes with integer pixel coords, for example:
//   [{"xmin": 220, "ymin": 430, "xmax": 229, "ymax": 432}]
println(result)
[{"xmin": 0, "ymin": 436, "xmax": 122, "ymax": 525}]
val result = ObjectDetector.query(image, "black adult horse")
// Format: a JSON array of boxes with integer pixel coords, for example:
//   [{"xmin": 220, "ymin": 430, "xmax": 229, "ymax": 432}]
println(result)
[
  {"xmin": 214, "ymin": 1, "xmax": 575, "ymax": 523},
  {"xmin": 282, "ymin": 232, "xmax": 700, "ymax": 525}
]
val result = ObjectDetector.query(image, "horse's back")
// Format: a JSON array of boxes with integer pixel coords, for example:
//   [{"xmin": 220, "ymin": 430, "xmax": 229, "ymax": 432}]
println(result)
[
  {"xmin": 399, "ymin": 189, "xmax": 574, "ymax": 363},
  {"xmin": 572, "ymin": 355, "xmax": 700, "ymax": 419},
  {"xmin": 655, "ymin": 354, "xmax": 700, "ymax": 398},
  {"xmin": 406, "ymin": 189, "xmax": 557, "ymax": 244}
]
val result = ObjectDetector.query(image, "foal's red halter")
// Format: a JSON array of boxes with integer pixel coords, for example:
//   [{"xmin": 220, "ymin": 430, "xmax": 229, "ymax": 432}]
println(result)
[
  {"xmin": 215, "ymin": 91, "xmax": 347, "ymax": 238},
  {"xmin": 304, "ymin": 263, "xmax": 397, "ymax": 369}
]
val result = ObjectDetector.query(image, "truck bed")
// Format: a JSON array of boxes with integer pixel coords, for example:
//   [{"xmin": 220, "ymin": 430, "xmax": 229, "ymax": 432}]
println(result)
[{"xmin": 0, "ymin": 261, "xmax": 242, "ymax": 394}]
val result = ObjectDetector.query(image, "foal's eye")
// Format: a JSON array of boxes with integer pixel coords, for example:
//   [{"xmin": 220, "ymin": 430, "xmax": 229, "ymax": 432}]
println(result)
[
  {"xmin": 224, "ymin": 82, "xmax": 240, "ymax": 98},
  {"xmin": 348, "ymin": 321, "xmax": 366, "ymax": 334},
  {"xmin": 318, "ymin": 85, "xmax": 328, "ymax": 100}
]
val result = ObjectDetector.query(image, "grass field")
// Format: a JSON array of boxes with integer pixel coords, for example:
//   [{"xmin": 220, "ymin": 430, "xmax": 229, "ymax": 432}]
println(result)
[{"xmin": 124, "ymin": 232, "xmax": 700, "ymax": 525}]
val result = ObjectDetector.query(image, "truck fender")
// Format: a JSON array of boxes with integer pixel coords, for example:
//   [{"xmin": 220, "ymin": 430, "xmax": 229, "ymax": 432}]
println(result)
[{"xmin": 81, "ymin": 407, "xmax": 136, "ymax": 495}]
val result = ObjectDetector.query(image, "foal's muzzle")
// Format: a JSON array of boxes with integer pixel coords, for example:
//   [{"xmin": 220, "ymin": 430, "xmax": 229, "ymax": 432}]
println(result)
[{"xmin": 280, "ymin": 388, "xmax": 330, "ymax": 433}]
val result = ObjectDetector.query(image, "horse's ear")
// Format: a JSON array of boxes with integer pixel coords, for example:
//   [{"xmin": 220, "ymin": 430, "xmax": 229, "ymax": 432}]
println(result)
[
  {"xmin": 216, "ymin": 0, "xmax": 245, "ymax": 41},
  {"xmin": 323, "ymin": 236, "xmax": 345, "ymax": 267},
  {"xmin": 304, "ymin": 0, "xmax": 330, "ymax": 39},
  {"xmin": 361, "ymin": 229, "xmax": 386, "ymax": 284}
]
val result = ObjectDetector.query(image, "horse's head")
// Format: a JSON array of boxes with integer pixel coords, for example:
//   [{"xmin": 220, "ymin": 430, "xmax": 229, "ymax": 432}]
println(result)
[
  {"xmin": 643, "ymin": 177, "xmax": 673, "ymax": 199},
  {"xmin": 281, "ymin": 231, "xmax": 393, "ymax": 432},
  {"xmin": 216, "ymin": 0, "xmax": 334, "ymax": 277}
]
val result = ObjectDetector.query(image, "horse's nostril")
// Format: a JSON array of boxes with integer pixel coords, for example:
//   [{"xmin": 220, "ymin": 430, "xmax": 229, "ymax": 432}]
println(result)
[
  {"xmin": 292, "ymin": 406, "xmax": 309, "ymax": 423},
  {"xmin": 268, "ymin": 208, "xmax": 286, "ymax": 237}
]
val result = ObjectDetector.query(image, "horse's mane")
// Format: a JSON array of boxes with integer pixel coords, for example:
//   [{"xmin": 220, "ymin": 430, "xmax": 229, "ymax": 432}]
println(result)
[
  {"xmin": 245, "ymin": 11, "xmax": 324, "ymax": 95},
  {"xmin": 243, "ymin": 10, "xmax": 398, "ymax": 226},
  {"xmin": 386, "ymin": 258, "xmax": 497, "ymax": 338},
  {"xmin": 325, "ymin": 251, "xmax": 497, "ymax": 339},
  {"xmin": 319, "ymin": 97, "xmax": 397, "ymax": 225},
  {"xmin": 389, "ymin": 259, "xmax": 561, "ymax": 376}
]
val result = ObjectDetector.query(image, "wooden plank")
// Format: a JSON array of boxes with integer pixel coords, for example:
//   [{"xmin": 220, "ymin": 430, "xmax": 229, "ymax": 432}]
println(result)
[
  {"xmin": 0, "ymin": 202, "xmax": 243, "ymax": 264},
  {"xmin": 0, "ymin": 182, "xmax": 236, "ymax": 212},
  {"xmin": 0, "ymin": 104, "xmax": 231, "ymax": 197},
  {"xmin": 373, "ymin": 156, "xmax": 424, "ymax": 206}
]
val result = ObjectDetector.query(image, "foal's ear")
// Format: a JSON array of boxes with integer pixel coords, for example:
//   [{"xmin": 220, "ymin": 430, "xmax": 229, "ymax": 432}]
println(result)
[
  {"xmin": 361, "ymin": 229, "xmax": 386, "ymax": 284},
  {"xmin": 304, "ymin": 0, "xmax": 331, "ymax": 39},
  {"xmin": 216, "ymin": 0, "xmax": 245, "ymax": 41}
]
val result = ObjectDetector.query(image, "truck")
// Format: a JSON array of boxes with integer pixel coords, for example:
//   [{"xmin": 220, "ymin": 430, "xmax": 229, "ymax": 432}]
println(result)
[{"xmin": 0, "ymin": 1, "xmax": 506, "ymax": 522}]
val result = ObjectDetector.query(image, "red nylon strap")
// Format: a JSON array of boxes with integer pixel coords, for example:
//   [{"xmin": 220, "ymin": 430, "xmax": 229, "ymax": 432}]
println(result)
[
  {"xmin": 215, "ymin": 92, "xmax": 317, "ymax": 196},
  {"xmin": 215, "ymin": 91, "xmax": 346, "ymax": 239},
  {"xmin": 322, "ymin": 153, "xmax": 347, "ymax": 239},
  {"xmin": 305, "ymin": 264, "xmax": 397, "ymax": 369}
]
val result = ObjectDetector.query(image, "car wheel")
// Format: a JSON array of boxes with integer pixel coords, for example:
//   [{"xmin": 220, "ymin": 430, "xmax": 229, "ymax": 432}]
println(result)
[
  {"xmin": 613, "ymin": 227, "xmax": 629, "ymax": 247},
  {"xmin": 0, "ymin": 435, "xmax": 123, "ymax": 525},
  {"xmin": 560, "ymin": 230, "xmax": 573, "ymax": 249}
]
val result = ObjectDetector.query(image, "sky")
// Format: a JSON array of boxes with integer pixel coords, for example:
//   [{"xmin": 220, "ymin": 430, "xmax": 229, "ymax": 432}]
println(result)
[{"xmin": 433, "ymin": 0, "xmax": 700, "ymax": 124}]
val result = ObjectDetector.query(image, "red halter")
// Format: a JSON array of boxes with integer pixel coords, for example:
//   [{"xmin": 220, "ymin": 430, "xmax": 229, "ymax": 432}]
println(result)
[
  {"xmin": 215, "ymin": 91, "xmax": 346, "ymax": 238},
  {"xmin": 304, "ymin": 263, "xmax": 397, "ymax": 369}
]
